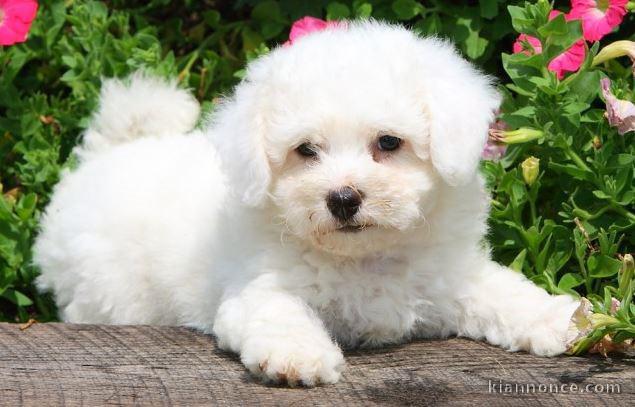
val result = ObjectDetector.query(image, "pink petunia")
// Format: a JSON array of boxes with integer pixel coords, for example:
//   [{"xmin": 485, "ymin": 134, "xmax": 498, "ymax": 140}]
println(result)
[
  {"xmin": 600, "ymin": 78, "xmax": 635, "ymax": 135},
  {"xmin": 547, "ymin": 39, "xmax": 587, "ymax": 80},
  {"xmin": 512, "ymin": 11, "xmax": 586, "ymax": 80},
  {"xmin": 512, "ymin": 34, "xmax": 543, "ymax": 55},
  {"xmin": 482, "ymin": 114, "xmax": 508, "ymax": 161},
  {"xmin": 546, "ymin": 10, "xmax": 587, "ymax": 79},
  {"xmin": 0, "ymin": 0, "xmax": 38, "ymax": 46},
  {"xmin": 481, "ymin": 141, "xmax": 508, "ymax": 161},
  {"xmin": 569, "ymin": 0, "xmax": 628, "ymax": 42},
  {"xmin": 285, "ymin": 16, "xmax": 345, "ymax": 46}
]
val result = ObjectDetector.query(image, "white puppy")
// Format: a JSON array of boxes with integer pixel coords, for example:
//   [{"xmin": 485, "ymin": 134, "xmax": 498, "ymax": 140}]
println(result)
[{"xmin": 35, "ymin": 21, "xmax": 579, "ymax": 386}]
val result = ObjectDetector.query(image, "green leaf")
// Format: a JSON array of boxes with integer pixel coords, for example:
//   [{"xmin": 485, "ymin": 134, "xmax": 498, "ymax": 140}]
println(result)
[
  {"xmin": 2, "ymin": 289, "xmax": 33, "ymax": 307},
  {"xmin": 592, "ymin": 190, "xmax": 611, "ymax": 200},
  {"xmin": 562, "ymin": 102, "xmax": 590, "ymax": 116},
  {"xmin": 252, "ymin": 1, "xmax": 284, "ymax": 23},
  {"xmin": 326, "ymin": 2, "xmax": 350, "ymax": 20},
  {"xmin": 558, "ymin": 273, "xmax": 585, "ymax": 290},
  {"xmin": 542, "ymin": 19, "xmax": 583, "ymax": 60},
  {"xmin": 569, "ymin": 71, "xmax": 602, "ymax": 104},
  {"xmin": 391, "ymin": 0, "xmax": 423, "ymax": 20},
  {"xmin": 241, "ymin": 27, "xmax": 264, "ymax": 52},
  {"xmin": 501, "ymin": 52, "xmax": 544, "ymax": 95},
  {"xmin": 465, "ymin": 35, "xmax": 488, "ymax": 60},
  {"xmin": 15, "ymin": 193, "xmax": 37, "ymax": 222},
  {"xmin": 608, "ymin": 154, "xmax": 635, "ymax": 168},
  {"xmin": 588, "ymin": 255, "xmax": 623, "ymax": 278},
  {"xmin": 415, "ymin": 14, "xmax": 442, "ymax": 36},
  {"xmin": 202, "ymin": 10, "xmax": 221, "ymax": 27},
  {"xmin": 480, "ymin": 0, "xmax": 499, "ymax": 19},
  {"xmin": 509, "ymin": 249, "xmax": 527, "ymax": 272},
  {"xmin": 507, "ymin": 5, "xmax": 533, "ymax": 34},
  {"xmin": 354, "ymin": 2, "xmax": 373, "ymax": 18},
  {"xmin": 537, "ymin": 13, "xmax": 568, "ymax": 37},
  {"xmin": 548, "ymin": 162, "xmax": 594, "ymax": 182}
]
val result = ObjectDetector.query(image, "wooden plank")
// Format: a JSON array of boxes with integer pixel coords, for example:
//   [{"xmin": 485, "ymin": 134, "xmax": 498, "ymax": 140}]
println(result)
[{"xmin": 0, "ymin": 323, "xmax": 632, "ymax": 406}]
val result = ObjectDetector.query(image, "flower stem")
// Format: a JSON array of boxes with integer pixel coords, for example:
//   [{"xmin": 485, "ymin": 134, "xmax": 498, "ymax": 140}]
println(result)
[{"xmin": 610, "ymin": 204, "xmax": 635, "ymax": 223}]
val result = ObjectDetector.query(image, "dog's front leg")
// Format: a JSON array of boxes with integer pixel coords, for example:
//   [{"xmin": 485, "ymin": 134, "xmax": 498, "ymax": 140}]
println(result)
[
  {"xmin": 212, "ymin": 274, "xmax": 344, "ymax": 386},
  {"xmin": 456, "ymin": 260, "xmax": 579, "ymax": 356}
]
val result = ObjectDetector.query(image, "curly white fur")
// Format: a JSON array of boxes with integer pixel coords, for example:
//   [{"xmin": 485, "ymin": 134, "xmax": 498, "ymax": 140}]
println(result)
[{"xmin": 34, "ymin": 21, "xmax": 579, "ymax": 386}]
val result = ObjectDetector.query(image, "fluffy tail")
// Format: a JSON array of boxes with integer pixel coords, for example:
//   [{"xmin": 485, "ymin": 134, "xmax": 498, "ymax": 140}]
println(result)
[{"xmin": 78, "ymin": 72, "xmax": 200, "ymax": 156}]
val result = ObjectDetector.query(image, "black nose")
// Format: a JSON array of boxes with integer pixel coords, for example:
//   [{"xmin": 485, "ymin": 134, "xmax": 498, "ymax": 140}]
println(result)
[{"xmin": 326, "ymin": 186, "xmax": 362, "ymax": 222}]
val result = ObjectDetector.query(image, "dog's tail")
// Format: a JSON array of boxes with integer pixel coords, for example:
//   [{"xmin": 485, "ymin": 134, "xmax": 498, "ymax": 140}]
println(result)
[{"xmin": 78, "ymin": 72, "xmax": 200, "ymax": 156}]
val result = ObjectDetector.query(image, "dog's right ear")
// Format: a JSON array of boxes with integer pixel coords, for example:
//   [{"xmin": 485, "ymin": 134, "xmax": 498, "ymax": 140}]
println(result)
[
  {"xmin": 208, "ymin": 81, "xmax": 272, "ymax": 207},
  {"xmin": 414, "ymin": 38, "xmax": 501, "ymax": 186}
]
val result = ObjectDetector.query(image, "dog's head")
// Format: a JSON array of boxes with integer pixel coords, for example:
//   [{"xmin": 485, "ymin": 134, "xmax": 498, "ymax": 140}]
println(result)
[{"xmin": 210, "ymin": 21, "xmax": 500, "ymax": 257}]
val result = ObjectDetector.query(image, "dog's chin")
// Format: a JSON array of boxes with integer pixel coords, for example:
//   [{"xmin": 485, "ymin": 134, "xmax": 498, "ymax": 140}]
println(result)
[{"xmin": 308, "ymin": 223, "xmax": 401, "ymax": 257}]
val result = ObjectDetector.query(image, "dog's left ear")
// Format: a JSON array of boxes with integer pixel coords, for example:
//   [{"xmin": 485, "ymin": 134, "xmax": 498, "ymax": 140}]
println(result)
[{"xmin": 418, "ymin": 40, "xmax": 501, "ymax": 186}]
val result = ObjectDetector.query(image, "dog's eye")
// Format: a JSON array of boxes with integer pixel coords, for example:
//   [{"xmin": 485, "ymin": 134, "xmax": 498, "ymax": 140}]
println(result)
[
  {"xmin": 377, "ymin": 135, "xmax": 402, "ymax": 151},
  {"xmin": 296, "ymin": 142, "xmax": 318, "ymax": 157}
]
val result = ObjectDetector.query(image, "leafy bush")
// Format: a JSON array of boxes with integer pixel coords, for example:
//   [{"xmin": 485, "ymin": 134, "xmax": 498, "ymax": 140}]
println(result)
[
  {"xmin": 0, "ymin": 0, "xmax": 633, "ymax": 353},
  {"xmin": 482, "ymin": 0, "xmax": 635, "ymax": 353}
]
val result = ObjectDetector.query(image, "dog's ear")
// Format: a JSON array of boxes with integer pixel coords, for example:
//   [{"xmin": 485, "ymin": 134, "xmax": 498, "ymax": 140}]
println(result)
[
  {"xmin": 209, "ymin": 81, "xmax": 271, "ymax": 207},
  {"xmin": 418, "ymin": 39, "xmax": 501, "ymax": 186}
]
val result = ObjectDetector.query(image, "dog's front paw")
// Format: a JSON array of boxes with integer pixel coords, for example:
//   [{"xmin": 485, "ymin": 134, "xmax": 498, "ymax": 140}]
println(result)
[
  {"xmin": 525, "ymin": 298, "xmax": 581, "ymax": 356},
  {"xmin": 240, "ymin": 335, "xmax": 345, "ymax": 386}
]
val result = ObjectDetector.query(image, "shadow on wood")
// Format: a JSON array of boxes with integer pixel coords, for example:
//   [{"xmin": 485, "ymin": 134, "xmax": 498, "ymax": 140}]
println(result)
[{"xmin": 1, "ymin": 323, "xmax": 633, "ymax": 406}]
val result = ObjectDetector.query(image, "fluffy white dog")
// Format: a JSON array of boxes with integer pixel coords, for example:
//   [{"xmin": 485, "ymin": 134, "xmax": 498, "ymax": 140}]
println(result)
[{"xmin": 35, "ymin": 21, "xmax": 579, "ymax": 386}]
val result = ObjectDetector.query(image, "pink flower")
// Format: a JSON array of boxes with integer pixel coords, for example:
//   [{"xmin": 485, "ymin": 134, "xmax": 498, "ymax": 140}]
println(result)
[
  {"xmin": 285, "ymin": 16, "xmax": 345, "ymax": 46},
  {"xmin": 512, "ymin": 34, "xmax": 543, "ymax": 55},
  {"xmin": 0, "ymin": 0, "xmax": 38, "ymax": 46},
  {"xmin": 566, "ymin": 297, "xmax": 594, "ymax": 350},
  {"xmin": 547, "ymin": 39, "xmax": 587, "ymax": 80},
  {"xmin": 482, "ymin": 114, "xmax": 508, "ymax": 161},
  {"xmin": 482, "ymin": 141, "xmax": 507, "ymax": 161},
  {"xmin": 569, "ymin": 0, "xmax": 628, "ymax": 42},
  {"xmin": 601, "ymin": 78, "xmax": 635, "ymax": 135},
  {"xmin": 609, "ymin": 297, "xmax": 620, "ymax": 315},
  {"xmin": 546, "ymin": 10, "xmax": 587, "ymax": 80},
  {"xmin": 512, "ymin": 11, "xmax": 586, "ymax": 80},
  {"xmin": 512, "ymin": 34, "xmax": 586, "ymax": 80}
]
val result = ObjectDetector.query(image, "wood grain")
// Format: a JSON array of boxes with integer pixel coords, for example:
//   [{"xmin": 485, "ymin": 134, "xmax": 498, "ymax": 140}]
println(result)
[{"xmin": 0, "ymin": 323, "xmax": 632, "ymax": 406}]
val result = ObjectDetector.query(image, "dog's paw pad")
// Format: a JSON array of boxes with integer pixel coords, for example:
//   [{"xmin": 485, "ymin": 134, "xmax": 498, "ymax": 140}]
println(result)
[{"xmin": 242, "ymin": 341, "xmax": 345, "ymax": 386}]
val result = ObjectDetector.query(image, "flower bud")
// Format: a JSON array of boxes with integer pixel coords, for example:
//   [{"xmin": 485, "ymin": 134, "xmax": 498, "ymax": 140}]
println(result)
[
  {"xmin": 589, "ymin": 313, "xmax": 619, "ymax": 329},
  {"xmin": 618, "ymin": 254, "xmax": 634, "ymax": 299},
  {"xmin": 609, "ymin": 297, "xmax": 621, "ymax": 316},
  {"xmin": 592, "ymin": 40, "xmax": 635, "ymax": 66},
  {"xmin": 488, "ymin": 128, "xmax": 544, "ymax": 145},
  {"xmin": 3, "ymin": 187, "xmax": 19, "ymax": 206},
  {"xmin": 521, "ymin": 156, "xmax": 540, "ymax": 186}
]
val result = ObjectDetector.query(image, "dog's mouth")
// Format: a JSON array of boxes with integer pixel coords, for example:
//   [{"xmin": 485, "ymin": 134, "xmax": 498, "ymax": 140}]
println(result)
[{"xmin": 336, "ymin": 224, "xmax": 375, "ymax": 233}]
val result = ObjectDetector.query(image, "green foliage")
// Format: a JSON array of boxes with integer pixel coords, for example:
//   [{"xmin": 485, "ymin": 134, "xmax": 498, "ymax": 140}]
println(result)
[
  {"xmin": 0, "ymin": 0, "xmax": 633, "ymax": 354},
  {"xmin": 485, "ymin": 1, "xmax": 635, "ymax": 349}
]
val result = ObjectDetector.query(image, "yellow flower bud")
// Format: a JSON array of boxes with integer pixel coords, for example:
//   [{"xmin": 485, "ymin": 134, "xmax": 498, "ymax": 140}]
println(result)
[
  {"xmin": 521, "ymin": 156, "xmax": 540, "ymax": 186},
  {"xmin": 618, "ymin": 254, "xmax": 634, "ymax": 298},
  {"xmin": 592, "ymin": 40, "xmax": 635, "ymax": 66},
  {"xmin": 489, "ymin": 128, "xmax": 544, "ymax": 145},
  {"xmin": 589, "ymin": 313, "xmax": 619, "ymax": 329}
]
